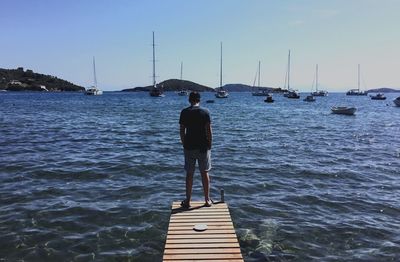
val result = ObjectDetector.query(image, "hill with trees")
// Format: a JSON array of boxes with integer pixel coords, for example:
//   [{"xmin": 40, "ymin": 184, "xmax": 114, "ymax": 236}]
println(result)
[{"xmin": 0, "ymin": 67, "xmax": 84, "ymax": 92}]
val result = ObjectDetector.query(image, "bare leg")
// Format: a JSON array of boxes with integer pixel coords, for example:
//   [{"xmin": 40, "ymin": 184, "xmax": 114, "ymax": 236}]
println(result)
[
  {"xmin": 200, "ymin": 171, "xmax": 210, "ymax": 203},
  {"xmin": 185, "ymin": 171, "xmax": 194, "ymax": 204}
]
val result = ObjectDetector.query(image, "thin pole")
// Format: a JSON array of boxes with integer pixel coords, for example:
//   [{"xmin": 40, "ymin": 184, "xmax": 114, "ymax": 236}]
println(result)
[
  {"xmin": 152, "ymin": 31, "xmax": 156, "ymax": 87},
  {"xmin": 93, "ymin": 56, "xmax": 97, "ymax": 88},
  {"xmin": 180, "ymin": 62, "xmax": 183, "ymax": 81},
  {"xmin": 220, "ymin": 42, "xmax": 223, "ymax": 88},
  {"xmin": 287, "ymin": 50, "xmax": 291, "ymax": 91},
  {"xmin": 258, "ymin": 60, "xmax": 261, "ymax": 88},
  {"xmin": 358, "ymin": 64, "xmax": 360, "ymax": 91},
  {"xmin": 316, "ymin": 64, "xmax": 319, "ymax": 92}
]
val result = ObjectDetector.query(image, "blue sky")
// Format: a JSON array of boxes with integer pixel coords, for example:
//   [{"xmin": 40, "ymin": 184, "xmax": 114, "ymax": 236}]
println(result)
[{"xmin": 1, "ymin": 0, "xmax": 399, "ymax": 91}]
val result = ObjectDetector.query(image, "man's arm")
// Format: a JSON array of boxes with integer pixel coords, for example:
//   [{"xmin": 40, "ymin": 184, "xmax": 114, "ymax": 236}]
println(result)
[
  {"xmin": 206, "ymin": 122, "xmax": 212, "ymax": 150},
  {"xmin": 180, "ymin": 124, "xmax": 186, "ymax": 146}
]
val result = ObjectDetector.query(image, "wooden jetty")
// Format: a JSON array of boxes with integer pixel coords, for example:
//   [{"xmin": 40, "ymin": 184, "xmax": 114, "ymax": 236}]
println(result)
[{"xmin": 163, "ymin": 201, "xmax": 243, "ymax": 261}]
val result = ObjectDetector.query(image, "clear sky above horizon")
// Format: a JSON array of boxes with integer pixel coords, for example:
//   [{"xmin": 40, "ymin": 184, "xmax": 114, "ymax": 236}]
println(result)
[{"xmin": 1, "ymin": 0, "xmax": 399, "ymax": 91}]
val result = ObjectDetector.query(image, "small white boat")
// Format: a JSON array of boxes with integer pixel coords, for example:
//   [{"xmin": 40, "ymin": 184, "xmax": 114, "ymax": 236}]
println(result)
[
  {"xmin": 331, "ymin": 106, "xmax": 357, "ymax": 115},
  {"xmin": 370, "ymin": 93, "xmax": 386, "ymax": 100},
  {"xmin": 394, "ymin": 97, "xmax": 400, "ymax": 107}
]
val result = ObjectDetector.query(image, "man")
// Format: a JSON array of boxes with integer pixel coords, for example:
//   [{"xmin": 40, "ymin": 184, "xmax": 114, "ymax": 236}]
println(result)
[{"xmin": 179, "ymin": 91, "xmax": 212, "ymax": 208}]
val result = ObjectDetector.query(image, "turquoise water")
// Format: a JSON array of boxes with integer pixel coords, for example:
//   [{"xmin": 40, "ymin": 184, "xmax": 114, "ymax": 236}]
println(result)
[{"xmin": 1, "ymin": 92, "xmax": 399, "ymax": 261}]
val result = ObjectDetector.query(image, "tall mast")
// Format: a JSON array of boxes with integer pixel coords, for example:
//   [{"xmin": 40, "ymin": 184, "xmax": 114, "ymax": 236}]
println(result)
[
  {"xmin": 93, "ymin": 56, "xmax": 97, "ymax": 88},
  {"xmin": 357, "ymin": 64, "xmax": 360, "ymax": 91},
  {"xmin": 152, "ymin": 31, "xmax": 156, "ymax": 88},
  {"xmin": 180, "ymin": 62, "xmax": 183, "ymax": 81},
  {"xmin": 316, "ymin": 64, "xmax": 319, "ymax": 92},
  {"xmin": 220, "ymin": 42, "xmax": 223, "ymax": 88},
  {"xmin": 287, "ymin": 50, "xmax": 291, "ymax": 91},
  {"xmin": 258, "ymin": 60, "xmax": 261, "ymax": 88}
]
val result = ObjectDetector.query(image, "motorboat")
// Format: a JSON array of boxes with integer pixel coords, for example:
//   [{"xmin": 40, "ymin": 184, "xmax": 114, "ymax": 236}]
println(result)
[
  {"xmin": 370, "ymin": 93, "xmax": 386, "ymax": 100},
  {"xmin": 394, "ymin": 97, "xmax": 400, "ymax": 107},
  {"xmin": 264, "ymin": 94, "xmax": 274, "ymax": 103},
  {"xmin": 331, "ymin": 106, "xmax": 357, "ymax": 115},
  {"xmin": 206, "ymin": 100, "xmax": 215, "ymax": 103},
  {"xmin": 303, "ymin": 95, "xmax": 315, "ymax": 102}
]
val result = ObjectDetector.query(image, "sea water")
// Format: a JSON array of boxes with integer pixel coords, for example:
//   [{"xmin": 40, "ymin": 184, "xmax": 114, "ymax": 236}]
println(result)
[{"xmin": 0, "ymin": 91, "xmax": 399, "ymax": 261}]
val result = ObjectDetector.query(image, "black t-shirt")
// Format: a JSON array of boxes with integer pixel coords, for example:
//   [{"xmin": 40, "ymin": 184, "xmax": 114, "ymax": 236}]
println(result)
[{"xmin": 179, "ymin": 105, "xmax": 211, "ymax": 151}]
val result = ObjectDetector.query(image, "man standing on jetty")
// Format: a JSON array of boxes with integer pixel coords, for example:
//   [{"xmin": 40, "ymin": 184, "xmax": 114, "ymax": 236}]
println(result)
[{"xmin": 179, "ymin": 91, "xmax": 212, "ymax": 208}]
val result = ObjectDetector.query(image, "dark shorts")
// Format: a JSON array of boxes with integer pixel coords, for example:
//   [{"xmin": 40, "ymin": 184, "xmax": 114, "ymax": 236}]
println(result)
[{"xmin": 184, "ymin": 149, "xmax": 211, "ymax": 173}]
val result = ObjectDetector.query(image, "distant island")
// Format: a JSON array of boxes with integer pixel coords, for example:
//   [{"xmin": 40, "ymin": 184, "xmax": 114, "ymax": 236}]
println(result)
[
  {"xmin": 0, "ymin": 67, "xmax": 85, "ymax": 92},
  {"xmin": 121, "ymin": 79, "xmax": 214, "ymax": 92},
  {"xmin": 122, "ymin": 79, "xmax": 284, "ymax": 93},
  {"xmin": 366, "ymin": 87, "xmax": 400, "ymax": 93}
]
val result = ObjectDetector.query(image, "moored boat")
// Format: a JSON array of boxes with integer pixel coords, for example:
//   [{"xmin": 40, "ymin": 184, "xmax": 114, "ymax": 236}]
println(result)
[
  {"xmin": 303, "ymin": 95, "xmax": 315, "ymax": 102},
  {"xmin": 149, "ymin": 32, "xmax": 165, "ymax": 97},
  {"xmin": 215, "ymin": 42, "xmax": 229, "ymax": 99},
  {"xmin": 394, "ymin": 97, "xmax": 400, "ymax": 107},
  {"xmin": 370, "ymin": 93, "xmax": 386, "ymax": 100},
  {"xmin": 84, "ymin": 57, "xmax": 103, "ymax": 96},
  {"xmin": 331, "ymin": 106, "xmax": 357, "ymax": 115},
  {"xmin": 264, "ymin": 94, "xmax": 274, "ymax": 103},
  {"xmin": 287, "ymin": 90, "xmax": 300, "ymax": 99},
  {"xmin": 346, "ymin": 64, "xmax": 367, "ymax": 96}
]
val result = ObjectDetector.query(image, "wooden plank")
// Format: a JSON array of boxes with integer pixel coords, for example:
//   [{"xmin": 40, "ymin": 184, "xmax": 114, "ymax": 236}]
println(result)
[
  {"xmin": 163, "ymin": 253, "xmax": 243, "ymax": 260},
  {"xmin": 167, "ymin": 233, "xmax": 238, "ymax": 240},
  {"xmin": 168, "ymin": 221, "xmax": 233, "ymax": 227},
  {"xmin": 168, "ymin": 225, "xmax": 233, "ymax": 231},
  {"xmin": 164, "ymin": 247, "xmax": 241, "ymax": 254},
  {"xmin": 167, "ymin": 229, "xmax": 236, "ymax": 235},
  {"xmin": 165, "ymin": 243, "xmax": 240, "ymax": 249},
  {"xmin": 164, "ymin": 260, "xmax": 244, "ymax": 262},
  {"xmin": 163, "ymin": 201, "xmax": 243, "ymax": 261},
  {"xmin": 166, "ymin": 238, "xmax": 238, "ymax": 244}
]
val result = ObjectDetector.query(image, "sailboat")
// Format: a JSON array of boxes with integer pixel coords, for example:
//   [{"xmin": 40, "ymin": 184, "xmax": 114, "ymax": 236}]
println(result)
[
  {"xmin": 304, "ymin": 64, "xmax": 317, "ymax": 102},
  {"xmin": 84, "ymin": 57, "xmax": 103, "ymax": 95},
  {"xmin": 311, "ymin": 64, "xmax": 327, "ymax": 96},
  {"xmin": 284, "ymin": 50, "xmax": 300, "ymax": 99},
  {"xmin": 346, "ymin": 64, "xmax": 367, "ymax": 96},
  {"xmin": 252, "ymin": 61, "xmax": 268, "ymax": 96},
  {"xmin": 177, "ymin": 62, "xmax": 189, "ymax": 96},
  {"xmin": 215, "ymin": 42, "xmax": 229, "ymax": 98},
  {"xmin": 149, "ymin": 31, "xmax": 165, "ymax": 97}
]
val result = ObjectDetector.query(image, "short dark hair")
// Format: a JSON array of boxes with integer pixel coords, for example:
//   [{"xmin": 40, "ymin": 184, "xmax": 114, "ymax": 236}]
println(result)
[{"xmin": 189, "ymin": 91, "xmax": 201, "ymax": 103}]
